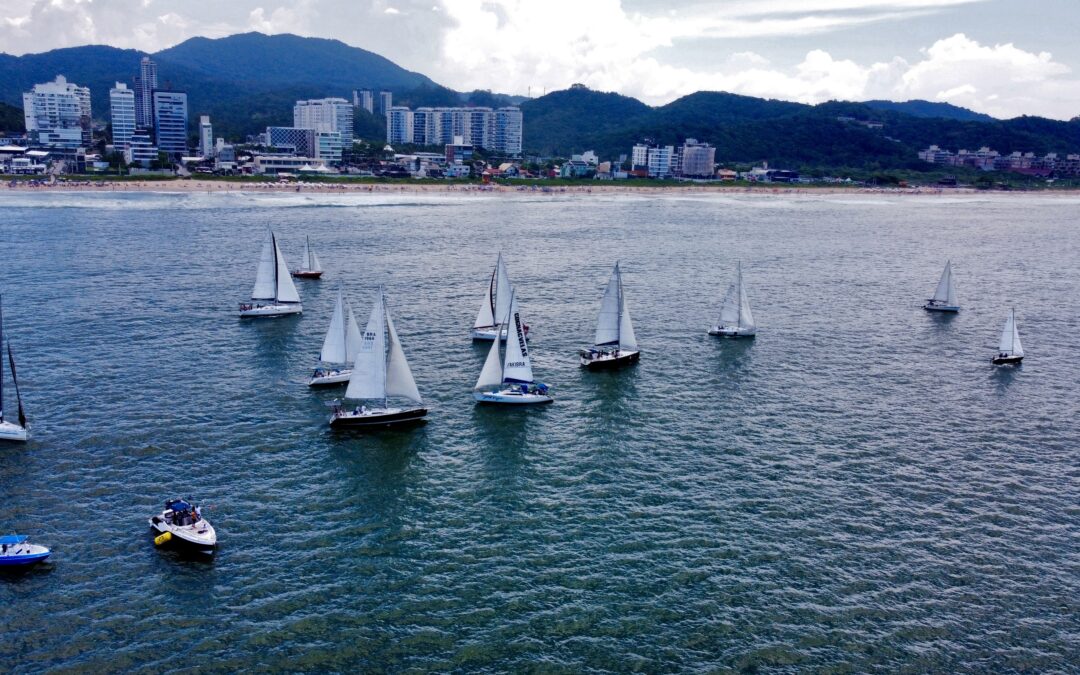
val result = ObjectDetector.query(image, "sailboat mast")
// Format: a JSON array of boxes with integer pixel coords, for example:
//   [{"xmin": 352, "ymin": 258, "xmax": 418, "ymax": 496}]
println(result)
[
  {"xmin": 615, "ymin": 263, "xmax": 623, "ymax": 344},
  {"xmin": 1010, "ymin": 308, "xmax": 1016, "ymax": 354},
  {"xmin": 489, "ymin": 264, "xmax": 498, "ymax": 326},
  {"xmin": 736, "ymin": 262, "xmax": 743, "ymax": 327},
  {"xmin": 0, "ymin": 295, "xmax": 4, "ymax": 424},
  {"xmin": 271, "ymin": 232, "xmax": 280, "ymax": 302},
  {"xmin": 381, "ymin": 286, "xmax": 388, "ymax": 409}
]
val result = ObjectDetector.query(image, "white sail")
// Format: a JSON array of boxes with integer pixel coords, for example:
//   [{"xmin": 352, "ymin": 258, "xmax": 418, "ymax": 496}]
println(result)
[
  {"xmin": 273, "ymin": 236, "xmax": 301, "ymax": 303},
  {"xmin": 301, "ymin": 237, "xmax": 312, "ymax": 271},
  {"xmin": 345, "ymin": 291, "xmax": 387, "ymax": 400},
  {"xmin": 384, "ymin": 303, "xmax": 423, "ymax": 404},
  {"xmin": 932, "ymin": 260, "xmax": 957, "ymax": 305},
  {"xmin": 251, "ymin": 230, "xmax": 276, "ymax": 300},
  {"xmin": 345, "ymin": 303, "xmax": 363, "ymax": 363},
  {"xmin": 473, "ymin": 274, "xmax": 495, "ymax": 329},
  {"xmin": 502, "ymin": 295, "xmax": 534, "ymax": 384},
  {"xmin": 475, "ymin": 334, "xmax": 504, "ymax": 390},
  {"xmin": 320, "ymin": 289, "xmax": 348, "ymax": 364},
  {"xmin": 998, "ymin": 310, "xmax": 1024, "ymax": 357},
  {"xmin": 718, "ymin": 282, "xmax": 740, "ymax": 326},
  {"xmin": 493, "ymin": 254, "xmax": 513, "ymax": 326},
  {"xmin": 310, "ymin": 251, "xmax": 323, "ymax": 273},
  {"xmin": 594, "ymin": 265, "xmax": 621, "ymax": 346},
  {"xmin": 619, "ymin": 296, "xmax": 638, "ymax": 351},
  {"xmin": 737, "ymin": 265, "xmax": 755, "ymax": 331}
]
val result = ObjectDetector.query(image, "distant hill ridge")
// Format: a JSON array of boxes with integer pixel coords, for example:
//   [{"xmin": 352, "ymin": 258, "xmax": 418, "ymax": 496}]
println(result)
[{"xmin": 3, "ymin": 33, "xmax": 1079, "ymax": 168}]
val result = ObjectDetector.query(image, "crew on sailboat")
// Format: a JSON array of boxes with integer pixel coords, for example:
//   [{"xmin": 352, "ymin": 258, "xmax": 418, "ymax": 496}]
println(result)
[
  {"xmin": 709, "ymin": 261, "xmax": 757, "ymax": 338},
  {"xmin": 580, "ymin": 262, "xmax": 640, "ymax": 369},
  {"xmin": 291, "ymin": 235, "xmax": 324, "ymax": 279},
  {"xmin": 474, "ymin": 289, "xmax": 553, "ymax": 404},
  {"xmin": 329, "ymin": 287, "xmax": 428, "ymax": 428},
  {"xmin": 472, "ymin": 253, "xmax": 529, "ymax": 341},
  {"xmin": 924, "ymin": 260, "xmax": 960, "ymax": 312},
  {"xmin": 309, "ymin": 288, "xmax": 363, "ymax": 387},
  {"xmin": 239, "ymin": 230, "xmax": 303, "ymax": 318},
  {"xmin": 0, "ymin": 297, "xmax": 29, "ymax": 443},
  {"xmin": 992, "ymin": 308, "xmax": 1024, "ymax": 365}
]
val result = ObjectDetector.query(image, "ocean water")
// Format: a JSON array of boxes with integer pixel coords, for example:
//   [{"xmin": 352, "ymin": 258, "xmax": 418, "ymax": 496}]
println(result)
[{"xmin": 0, "ymin": 190, "xmax": 1077, "ymax": 672}]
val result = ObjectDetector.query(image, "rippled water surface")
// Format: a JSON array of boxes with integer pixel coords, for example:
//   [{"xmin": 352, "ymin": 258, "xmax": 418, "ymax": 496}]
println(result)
[{"xmin": 1, "ymin": 190, "xmax": 1078, "ymax": 672}]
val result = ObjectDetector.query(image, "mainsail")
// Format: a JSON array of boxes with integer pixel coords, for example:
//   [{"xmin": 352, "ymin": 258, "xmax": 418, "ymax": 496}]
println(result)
[
  {"xmin": 502, "ymin": 291, "xmax": 534, "ymax": 384},
  {"xmin": 932, "ymin": 260, "xmax": 957, "ymax": 305},
  {"xmin": 272, "ymin": 235, "xmax": 301, "ymax": 303},
  {"xmin": 473, "ymin": 253, "xmax": 513, "ymax": 329},
  {"xmin": 345, "ymin": 288, "xmax": 422, "ymax": 404},
  {"xmin": 718, "ymin": 262, "xmax": 754, "ymax": 331},
  {"xmin": 594, "ymin": 265, "xmax": 621, "ymax": 346},
  {"xmin": 320, "ymin": 289, "xmax": 361, "ymax": 364},
  {"xmin": 998, "ymin": 309, "xmax": 1024, "ymax": 357},
  {"xmin": 251, "ymin": 231, "xmax": 277, "ymax": 300},
  {"xmin": 302, "ymin": 236, "xmax": 322, "ymax": 273}
]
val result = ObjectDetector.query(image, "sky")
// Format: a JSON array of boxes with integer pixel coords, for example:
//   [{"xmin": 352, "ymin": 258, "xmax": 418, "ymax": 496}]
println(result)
[{"xmin": 2, "ymin": 0, "xmax": 1079, "ymax": 120}]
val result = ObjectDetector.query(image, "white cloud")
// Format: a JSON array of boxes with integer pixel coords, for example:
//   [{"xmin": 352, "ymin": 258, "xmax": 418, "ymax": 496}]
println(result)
[{"xmin": 384, "ymin": 7, "xmax": 400, "ymax": 14}]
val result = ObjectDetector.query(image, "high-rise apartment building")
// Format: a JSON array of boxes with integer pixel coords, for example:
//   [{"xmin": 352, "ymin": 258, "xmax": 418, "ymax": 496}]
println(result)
[
  {"xmin": 379, "ymin": 90, "xmax": 393, "ymax": 115},
  {"xmin": 134, "ymin": 56, "xmax": 158, "ymax": 128},
  {"xmin": 679, "ymin": 138, "xmax": 715, "ymax": 177},
  {"xmin": 353, "ymin": 89, "xmax": 374, "ymax": 113},
  {"xmin": 152, "ymin": 90, "xmax": 188, "ymax": 160},
  {"xmin": 386, "ymin": 106, "xmax": 523, "ymax": 155},
  {"xmin": 109, "ymin": 82, "xmax": 136, "ymax": 151},
  {"xmin": 22, "ymin": 75, "xmax": 92, "ymax": 148},
  {"xmin": 293, "ymin": 98, "xmax": 353, "ymax": 146},
  {"xmin": 266, "ymin": 126, "xmax": 344, "ymax": 165},
  {"xmin": 199, "ymin": 115, "xmax": 214, "ymax": 158}
]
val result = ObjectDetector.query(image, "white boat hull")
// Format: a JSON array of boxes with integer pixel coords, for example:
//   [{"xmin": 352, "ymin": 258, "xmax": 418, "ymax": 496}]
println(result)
[
  {"xmin": 709, "ymin": 325, "xmax": 757, "ymax": 338},
  {"xmin": 473, "ymin": 389, "xmax": 553, "ymax": 405},
  {"xmin": 309, "ymin": 369, "xmax": 351, "ymax": 387},
  {"xmin": 472, "ymin": 325, "xmax": 529, "ymax": 342},
  {"xmin": 0, "ymin": 421, "xmax": 28, "ymax": 442},
  {"xmin": 239, "ymin": 303, "xmax": 302, "ymax": 318},
  {"xmin": 149, "ymin": 514, "xmax": 217, "ymax": 550}
]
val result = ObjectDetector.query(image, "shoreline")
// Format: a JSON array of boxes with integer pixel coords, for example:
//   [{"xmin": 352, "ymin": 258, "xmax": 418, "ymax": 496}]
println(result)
[{"xmin": 3, "ymin": 179, "xmax": 1078, "ymax": 197}]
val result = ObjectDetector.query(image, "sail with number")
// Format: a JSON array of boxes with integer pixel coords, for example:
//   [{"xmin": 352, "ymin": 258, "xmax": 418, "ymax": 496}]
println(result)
[
  {"xmin": 345, "ymin": 288, "xmax": 422, "ymax": 404},
  {"xmin": 931, "ymin": 260, "xmax": 958, "ymax": 306},
  {"xmin": 502, "ymin": 291, "xmax": 534, "ymax": 384},
  {"xmin": 320, "ymin": 289, "xmax": 362, "ymax": 364},
  {"xmin": 998, "ymin": 309, "xmax": 1024, "ymax": 358}
]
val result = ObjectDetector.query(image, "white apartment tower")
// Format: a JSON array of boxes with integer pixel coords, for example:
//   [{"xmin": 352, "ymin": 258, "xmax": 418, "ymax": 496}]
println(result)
[
  {"xmin": 23, "ymin": 75, "xmax": 92, "ymax": 148},
  {"xmin": 135, "ymin": 56, "xmax": 158, "ymax": 128},
  {"xmin": 387, "ymin": 106, "xmax": 413, "ymax": 145},
  {"xmin": 379, "ymin": 90, "xmax": 393, "ymax": 115},
  {"xmin": 353, "ymin": 89, "xmax": 374, "ymax": 114},
  {"xmin": 386, "ymin": 105, "xmax": 522, "ymax": 155},
  {"xmin": 293, "ymin": 98, "xmax": 354, "ymax": 146},
  {"xmin": 109, "ymin": 82, "xmax": 136, "ymax": 151},
  {"xmin": 199, "ymin": 115, "xmax": 214, "ymax": 158}
]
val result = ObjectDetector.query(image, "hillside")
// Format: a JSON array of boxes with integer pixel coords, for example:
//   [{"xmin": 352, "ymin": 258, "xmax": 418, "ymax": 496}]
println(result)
[
  {"xmin": 0, "ymin": 102, "xmax": 23, "ymax": 134},
  {"xmin": 864, "ymin": 99, "xmax": 995, "ymax": 123},
  {"xmin": 519, "ymin": 86, "xmax": 651, "ymax": 157}
]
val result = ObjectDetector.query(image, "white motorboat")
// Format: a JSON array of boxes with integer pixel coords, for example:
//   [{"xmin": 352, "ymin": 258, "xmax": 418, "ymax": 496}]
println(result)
[
  {"xmin": 581, "ymin": 262, "xmax": 640, "ymax": 369},
  {"xmin": 474, "ymin": 289, "xmax": 553, "ymax": 405},
  {"xmin": 709, "ymin": 261, "xmax": 757, "ymax": 338},
  {"xmin": 292, "ymin": 235, "xmax": 323, "ymax": 279},
  {"xmin": 329, "ymin": 287, "xmax": 427, "ymax": 429},
  {"xmin": 149, "ymin": 498, "xmax": 216, "ymax": 553},
  {"xmin": 0, "ymin": 535, "xmax": 50, "ymax": 567},
  {"xmin": 239, "ymin": 230, "xmax": 302, "ymax": 318},
  {"xmin": 924, "ymin": 260, "xmax": 960, "ymax": 312},
  {"xmin": 309, "ymin": 288, "xmax": 362, "ymax": 387},
  {"xmin": 992, "ymin": 308, "xmax": 1025, "ymax": 365},
  {"xmin": 472, "ymin": 253, "xmax": 529, "ymax": 341},
  {"xmin": 0, "ymin": 297, "xmax": 28, "ymax": 442}
]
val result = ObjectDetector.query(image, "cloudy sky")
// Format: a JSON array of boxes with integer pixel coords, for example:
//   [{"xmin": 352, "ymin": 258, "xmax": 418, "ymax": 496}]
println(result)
[{"xmin": 3, "ymin": 0, "xmax": 1079, "ymax": 119}]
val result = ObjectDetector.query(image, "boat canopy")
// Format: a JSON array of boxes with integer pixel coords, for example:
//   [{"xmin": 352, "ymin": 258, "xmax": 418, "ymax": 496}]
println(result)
[
  {"xmin": 166, "ymin": 499, "xmax": 191, "ymax": 512},
  {"xmin": 0, "ymin": 535, "xmax": 28, "ymax": 545}
]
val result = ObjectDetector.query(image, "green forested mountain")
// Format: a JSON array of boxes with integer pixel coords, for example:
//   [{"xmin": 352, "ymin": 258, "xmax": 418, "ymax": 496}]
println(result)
[
  {"xmin": 863, "ymin": 100, "xmax": 995, "ymax": 122},
  {"xmin": 0, "ymin": 102, "xmax": 23, "ymax": 134}
]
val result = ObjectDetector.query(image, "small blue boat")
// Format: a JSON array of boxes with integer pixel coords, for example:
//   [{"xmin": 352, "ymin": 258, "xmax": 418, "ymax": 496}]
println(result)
[{"xmin": 0, "ymin": 534, "xmax": 51, "ymax": 566}]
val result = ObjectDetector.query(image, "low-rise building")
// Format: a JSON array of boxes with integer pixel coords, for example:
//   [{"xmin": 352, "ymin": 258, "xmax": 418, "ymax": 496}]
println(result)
[{"xmin": 253, "ymin": 155, "xmax": 328, "ymax": 175}]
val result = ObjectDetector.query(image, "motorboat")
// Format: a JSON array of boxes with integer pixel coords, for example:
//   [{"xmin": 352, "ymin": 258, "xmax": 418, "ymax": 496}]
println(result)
[
  {"xmin": 149, "ymin": 498, "xmax": 217, "ymax": 553},
  {"xmin": 0, "ymin": 535, "xmax": 50, "ymax": 567}
]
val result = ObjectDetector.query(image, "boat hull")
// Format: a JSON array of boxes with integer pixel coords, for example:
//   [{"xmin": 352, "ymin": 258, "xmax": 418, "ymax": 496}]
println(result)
[
  {"xmin": 472, "ymin": 325, "xmax": 529, "ymax": 342},
  {"xmin": 239, "ymin": 303, "xmax": 302, "ymax": 318},
  {"xmin": 308, "ymin": 369, "xmax": 351, "ymax": 387},
  {"xmin": 149, "ymin": 516, "xmax": 217, "ymax": 552},
  {"xmin": 292, "ymin": 270, "xmax": 323, "ymax": 279},
  {"xmin": 0, "ymin": 421, "xmax": 28, "ymax": 442},
  {"xmin": 580, "ymin": 350, "xmax": 640, "ymax": 369},
  {"xmin": 0, "ymin": 544, "xmax": 50, "ymax": 566},
  {"xmin": 473, "ymin": 390, "xmax": 553, "ymax": 405},
  {"xmin": 923, "ymin": 303, "xmax": 959, "ymax": 313},
  {"xmin": 709, "ymin": 326, "xmax": 757, "ymax": 338},
  {"xmin": 992, "ymin": 355, "xmax": 1023, "ymax": 365},
  {"xmin": 329, "ymin": 407, "xmax": 428, "ymax": 429}
]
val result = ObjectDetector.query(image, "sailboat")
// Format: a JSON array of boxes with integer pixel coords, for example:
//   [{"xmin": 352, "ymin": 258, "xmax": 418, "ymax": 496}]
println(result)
[
  {"xmin": 474, "ymin": 289, "xmax": 553, "ymax": 404},
  {"xmin": 309, "ymin": 288, "xmax": 363, "ymax": 387},
  {"xmin": 329, "ymin": 287, "xmax": 427, "ymax": 428},
  {"xmin": 472, "ymin": 253, "xmax": 529, "ymax": 341},
  {"xmin": 580, "ymin": 262, "xmax": 640, "ymax": 369},
  {"xmin": 924, "ymin": 260, "xmax": 959, "ymax": 312},
  {"xmin": 992, "ymin": 308, "xmax": 1024, "ymax": 365},
  {"xmin": 0, "ymin": 297, "xmax": 28, "ymax": 443},
  {"xmin": 239, "ymin": 230, "xmax": 303, "ymax": 318},
  {"xmin": 709, "ymin": 261, "xmax": 757, "ymax": 338},
  {"xmin": 291, "ymin": 235, "xmax": 323, "ymax": 279}
]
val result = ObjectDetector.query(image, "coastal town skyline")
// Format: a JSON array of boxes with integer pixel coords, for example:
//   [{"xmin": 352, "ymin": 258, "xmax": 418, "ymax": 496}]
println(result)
[{"xmin": 2, "ymin": 0, "xmax": 1079, "ymax": 120}]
